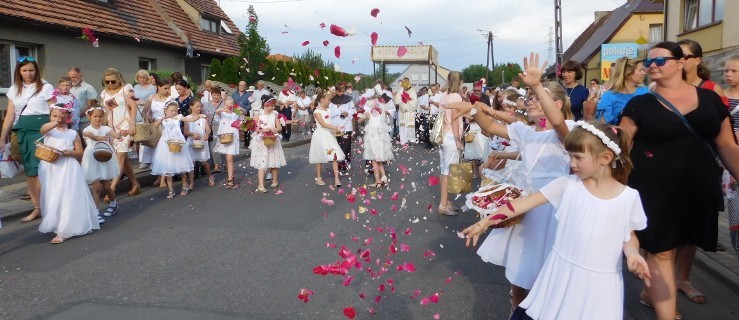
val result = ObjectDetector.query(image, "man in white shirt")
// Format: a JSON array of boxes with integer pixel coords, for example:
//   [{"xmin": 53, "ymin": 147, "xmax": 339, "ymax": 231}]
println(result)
[
  {"xmin": 248, "ymin": 80, "xmax": 270, "ymax": 117},
  {"xmin": 328, "ymin": 82, "xmax": 356, "ymax": 175}
]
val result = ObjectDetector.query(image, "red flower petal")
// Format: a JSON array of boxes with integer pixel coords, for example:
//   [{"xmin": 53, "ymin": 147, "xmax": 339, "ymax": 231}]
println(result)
[
  {"xmin": 391, "ymin": 192, "xmax": 399, "ymax": 201},
  {"xmin": 505, "ymin": 201, "xmax": 516, "ymax": 213},
  {"xmin": 397, "ymin": 46, "xmax": 408, "ymax": 58},
  {"xmin": 370, "ymin": 32, "xmax": 378, "ymax": 46},
  {"xmin": 359, "ymin": 292, "xmax": 366, "ymax": 299},
  {"xmin": 334, "ymin": 46, "xmax": 341, "ymax": 58},
  {"xmin": 420, "ymin": 297, "xmax": 430, "ymax": 305},
  {"xmin": 378, "ymin": 284, "xmax": 385, "ymax": 292},
  {"xmin": 423, "ymin": 250, "xmax": 436, "ymax": 258},
  {"xmin": 301, "ymin": 40, "xmax": 310, "ymax": 46},
  {"xmin": 399, "ymin": 243, "xmax": 410, "ymax": 252},
  {"xmin": 428, "ymin": 175, "xmax": 440, "ymax": 186},
  {"xmin": 430, "ymin": 292, "xmax": 440, "ymax": 303},
  {"xmin": 375, "ymin": 295, "xmax": 382, "ymax": 303},
  {"xmin": 370, "ymin": 8, "xmax": 380, "ymax": 17},
  {"xmin": 404, "ymin": 228, "xmax": 412, "ymax": 235},
  {"xmin": 346, "ymin": 193, "xmax": 356, "ymax": 203},
  {"xmin": 330, "ymin": 24, "xmax": 349, "ymax": 37},
  {"xmin": 489, "ymin": 214, "xmax": 508, "ymax": 221},
  {"xmin": 343, "ymin": 306, "xmax": 356, "ymax": 319},
  {"xmin": 364, "ymin": 237, "xmax": 373, "ymax": 245},
  {"xmin": 323, "ymin": 40, "xmax": 329, "ymax": 46},
  {"xmin": 370, "ymin": 209, "xmax": 378, "ymax": 215},
  {"xmin": 320, "ymin": 22, "xmax": 326, "ymax": 29},
  {"xmin": 397, "ymin": 262, "xmax": 416, "ymax": 273},
  {"xmin": 343, "ymin": 275, "xmax": 354, "ymax": 286}
]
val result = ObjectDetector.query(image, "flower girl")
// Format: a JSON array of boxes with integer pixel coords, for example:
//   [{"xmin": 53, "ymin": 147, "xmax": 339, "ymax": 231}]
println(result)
[
  {"xmin": 81, "ymin": 106, "xmax": 121, "ymax": 222},
  {"xmin": 250, "ymin": 95, "xmax": 287, "ymax": 193},
  {"xmin": 183, "ymin": 100, "xmax": 214, "ymax": 188},
  {"xmin": 358, "ymin": 85, "xmax": 394, "ymax": 188},
  {"xmin": 38, "ymin": 104, "xmax": 100, "ymax": 244},
  {"xmin": 309, "ymin": 90, "xmax": 345, "ymax": 187},
  {"xmin": 150, "ymin": 101, "xmax": 205, "ymax": 198},
  {"xmin": 213, "ymin": 97, "xmax": 243, "ymax": 189}
]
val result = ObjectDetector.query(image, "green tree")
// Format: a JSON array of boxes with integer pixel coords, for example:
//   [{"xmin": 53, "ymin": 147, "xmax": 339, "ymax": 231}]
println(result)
[
  {"xmin": 294, "ymin": 49, "xmax": 332, "ymax": 70},
  {"xmin": 208, "ymin": 58, "xmax": 222, "ymax": 81},
  {"xmin": 488, "ymin": 63, "xmax": 524, "ymax": 87},
  {"xmin": 220, "ymin": 57, "xmax": 240, "ymax": 85},
  {"xmin": 238, "ymin": 5, "xmax": 270, "ymax": 84},
  {"xmin": 461, "ymin": 64, "xmax": 489, "ymax": 83}
]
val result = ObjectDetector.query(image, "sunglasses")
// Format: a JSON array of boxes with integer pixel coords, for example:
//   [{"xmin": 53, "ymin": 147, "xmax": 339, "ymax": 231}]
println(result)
[
  {"xmin": 18, "ymin": 56, "xmax": 35, "ymax": 63},
  {"xmin": 683, "ymin": 54, "xmax": 699, "ymax": 60},
  {"xmin": 105, "ymin": 80, "xmax": 118, "ymax": 84},
  {"xmin": 524, "ymin": 96, "xmax": 540, "ymax": 106},
  {"xmin": 642, "ymin": 56, "xmax": 679, "ymax": 68}
]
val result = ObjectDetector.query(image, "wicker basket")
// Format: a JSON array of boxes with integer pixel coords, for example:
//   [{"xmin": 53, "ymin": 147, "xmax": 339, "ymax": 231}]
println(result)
[
  {"xmin": 464, "ymin": 133, "xmax": 475, "ymax": 143},
  {"xmin": 34, "ymin": 142, "xmax": 62, "ymax": 163},
  {"xmin": 92, "ymin": 142, "xmax": 113, "ymax": 162},
  {"xmin": 219, "ymin": 133, "xmax": 234, "ymax": 144},
  {"xmin": 191, "ymin": 140, "xmax": 205, "ymax": 149},
  {"xmin": 167, "ymin": 140, "xmax": 184, "ymax": 153},
  {"xmin": 490, "ymin": 213, "xmax": 525, "ymax": 229},
  {"xmin": 334, "ymin": 130, "xmax": 344, "ymax": 137},
  {"xmin": 262, "ymin": 136, "xmax": 276, "ymax": 146}
]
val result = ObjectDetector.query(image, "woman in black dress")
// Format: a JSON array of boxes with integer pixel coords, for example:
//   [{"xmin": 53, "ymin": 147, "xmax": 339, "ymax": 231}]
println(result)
[{"xmin": 620, "ymin": 41, "xmax": 739, "ymax": 320}]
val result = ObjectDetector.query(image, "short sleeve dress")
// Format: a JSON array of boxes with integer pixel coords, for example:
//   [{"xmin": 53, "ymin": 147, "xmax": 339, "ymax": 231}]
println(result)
[{"xmin": 620, "ymin": 88, "xmax": 728, "ymax": 252}]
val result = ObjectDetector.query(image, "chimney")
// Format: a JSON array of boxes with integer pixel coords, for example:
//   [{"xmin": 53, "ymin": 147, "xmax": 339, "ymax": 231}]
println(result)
[{"xmin": 594, "ymin": 11, "xmax": 609, "ymax": 23}]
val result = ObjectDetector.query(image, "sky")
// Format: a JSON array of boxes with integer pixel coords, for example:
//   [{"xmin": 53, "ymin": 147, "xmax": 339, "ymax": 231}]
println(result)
[{"xmin": 217, "ymin": 0, "xmax": 628, "ymax": 74}]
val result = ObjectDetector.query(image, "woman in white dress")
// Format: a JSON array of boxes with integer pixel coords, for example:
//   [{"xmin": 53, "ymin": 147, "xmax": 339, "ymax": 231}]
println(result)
[
  {"xmin": 150, "ymin": 102, "xmax": 204, "ymax": 198},
  {"xmin": 81, "ymin": 107, "xmax": 120, "ymax": 223},
  {"xmin": 213, "ymin": 97, "xmax": 244, "ymax": 189},
  {"xmin": 359, "ymin": 85, "xmax": 394, "ymax": 188},
  {"xmin": 183, "ymin": 100, "xmax": 214, "ymax": 188},
  {"xmin": 38, "ymin": 105, "xmax": 100, "ymax": 244},
  {"xmin": 250, "ymin": 95, "xmax": 287, "ymax": 193},
  {"xmin": 309, "ymin": 90, "xmax": 345, "ymax": 187},
  {"xmin": 100, "ymin": 68, "xmax": 141, "ymax": 197},
  {"xmin": 139, "ymin": 77, "xmax": 170, "ymax": 169}
]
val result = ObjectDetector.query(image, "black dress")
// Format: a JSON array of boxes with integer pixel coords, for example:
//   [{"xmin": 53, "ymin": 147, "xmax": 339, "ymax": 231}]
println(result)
[{"xmin": 620, "ymin": 87, "xmax": 728, "ymax": 253}]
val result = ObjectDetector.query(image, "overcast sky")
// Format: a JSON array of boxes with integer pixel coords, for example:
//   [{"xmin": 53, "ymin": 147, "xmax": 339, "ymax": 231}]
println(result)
[{"xmin": 218, "ymin": 0, "xmax": 628, "ymax": 74}]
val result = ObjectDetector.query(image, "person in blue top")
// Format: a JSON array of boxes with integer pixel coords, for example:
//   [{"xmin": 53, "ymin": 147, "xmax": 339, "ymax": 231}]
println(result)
[
  {"xmin": 596, "ymin": 57, "xmax": 648, "ymax": 124},
  {"xmin": 560, "ymin": 60, "xmax": 590, "ymax": 121}
]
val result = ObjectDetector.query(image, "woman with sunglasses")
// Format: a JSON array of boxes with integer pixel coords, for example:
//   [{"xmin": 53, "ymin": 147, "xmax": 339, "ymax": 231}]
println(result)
[
  {"xmin": 100, "ymin": 68, "xmax": 141, "ymax": 198},
  {"xmin": 619, "ymin": 41, "xmax": 739, "ymax": 320},
  {"xmin": 678, "ymin": 39, "xmax": 729, "ymax": 107},
  {"xmin": 595, "ymin": 57, "xmax": 648, "ymax": 125},
  {"xmin": 0, "ymin": 56, "xmax": 55, "ymax": 222}
]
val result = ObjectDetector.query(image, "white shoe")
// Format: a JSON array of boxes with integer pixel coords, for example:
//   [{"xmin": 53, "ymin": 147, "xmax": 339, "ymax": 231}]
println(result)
[
  {"xmin": 266, "ymin": 173, "xmax": 273, "ymax": 180},
  {"xmin": 138, "ymin": 163, "xmax": 149, "ymax": 169},
  {"xmin": 97, "ymin": 215, "xmax": 106, "ymax": 224}
]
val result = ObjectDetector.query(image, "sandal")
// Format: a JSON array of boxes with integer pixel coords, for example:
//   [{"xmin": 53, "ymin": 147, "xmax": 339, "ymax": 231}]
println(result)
[
  {"xmin": 640, "ymin": 291, "xmax": 683, "ymax": 319},
  {"xmin": 20, "ymin": 193, "xmax": 31, "ymax": 201},
  {"xmin": 371, "ymin": 183, "xmax": 383, "ymax": 188},
  {"xmin": 315, "ymin": 178, "xmax": 326, "ymax": 186},
  {"xmin": 225, "ymin": 179, "xmax": 235, "ymax": 189},
  {"xmin": 103, "ymin": 204, "xmax": 119, "ymax": 217},
  {"xmin": 677, "ymin": 281, "xmax": 705, "ymax": 304},
  {"xmin": 255, "ymin": 187, "xmax": 268, "ymax": 193},
  {"xmin": 270, "ymin": 182, "xmax": 279, "ymax": 188},
  {"xmin": 21, "ymin": 207, "xmax": 41, "ymax": 222},
  {"xmin": 335, "ymin": 181, "xmax": 342, "ymax": 188},
  {"xmin": 180, "ymin": 187, "xmax": 189, "ymax": 196},
  {"xmin": 127, "ymin": 184, "xmax": 141, "ymax": 196},
  {"xmin": 208, "ymin": 176, "xmax": 215, "ymax": 187},
  {"xmin": 51, "ymin": 235, "xmax": 66, "ymax": 244},
  {"xmin": 166, "ymin": 191, "xmax": 176, "ymax": 199}
]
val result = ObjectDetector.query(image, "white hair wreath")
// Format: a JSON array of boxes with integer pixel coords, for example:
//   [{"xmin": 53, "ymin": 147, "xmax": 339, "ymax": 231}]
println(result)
[{"xmin": 573, "ymin": 121, "xmax": 621, "ymax": 156}]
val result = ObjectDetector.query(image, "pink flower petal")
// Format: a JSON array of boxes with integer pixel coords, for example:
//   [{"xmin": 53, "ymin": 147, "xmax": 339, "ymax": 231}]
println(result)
[
  {"xmin": 330, "ymin": 232, "xmax": 335, "ymax": 239},
  {"xmin": 428, "ymin": 175, "xmax": 440, "ymax": 186},
  {"xmin": 390, "ymin": 192, "xmax": 399, "ymax": 201},
  {"xmin": 297, "ymin": 288, "xmax": 314, "ymax": 303},
  {"xmin": 323, "ymin": 40, "xmax": 329, "ymax": 46},
  {"xmin": 397, "ymin": 262, "xmax": 416, "ymax": 273},
  {"xmin": 370, "ymin": 32, "xmax": 378, "ymax": 46},
  {"xmin": 330, "ymin": 24, "xmax": 350, "ymax": 37},
  {"xmin": 370, "ymin": 209, "xmax": 378, "ymax": 215},
  {"xmin": 430, "ymin": 292, "xmax": 440, "ymax": 303},
  {"xmin": 378, "ymin": 284, "xmax": 385, "ymax": 292},
  {"xmin": 400, "ymin": 243, "xmax": 410, "ymax": 252},
  {"xmin": 364, "ymin": 237, "xmax": 373, "ymax": 245},
  {"xmin": 420, "ymin": 297, "xmax": 430, "ymax": 305},
  {"xmin": 434, "ymin": 314, "xmax": 440, "ymax": 319},
  {"xmin": 397, "ymin": 46, "xmax": 408, "ymax": 58},
  {"xmin": 343, "ymin": 306, "xmax": 356, "ymax": 319},
  {"xmin": 346, "ymin": 193, "xmax": 356, "ymax": 203},
  {"xmin": 320, "ymin": 22, "xmax": 326, "ymax": 29},
  {"xmin": 370, "ymin": 8, "xmax": 380, "ymax": 17},
  {"xmin": 404, "ymin": 228, "xmax": 412, "ymax": 235},
  {"xmin": 343, "ymin": 275, "xmax": 354, "ymax": 286},
  {"xmin": 359, "ymin": 292, "xmax": 366, "ymax": 299},
  {"xmin": 301, "ymin": 40, "xmax": 310, "ymax": 46},
  {"xmin": 423, "ymin": 250, "xmax": 436, "ymax": 258},
  {"xmin": 445, "ymin": 277, "xmax": 452, "ymax": 284},
  {"xmin": 375, "ymin": 295, "xmax": 382, "ymax": 303}
]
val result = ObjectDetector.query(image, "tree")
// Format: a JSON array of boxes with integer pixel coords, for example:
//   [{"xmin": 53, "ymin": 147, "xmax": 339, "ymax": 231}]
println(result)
[
  {"xmin": 488, "ymin": 63, "xmax": 524, "ymax": 87},
  {"xmin": 238, "ymin": 5, "xmax": 270, "ymax": 84},
  {"xmin": 294, "ymin": 49, "xmax": 332, "ymax": 70},
  {"xmin": 208, "ymin": 58, "xmax": 222, "ymax": 81},
  {"xmin": 461, "ymin": 64, "xmax": 489, "ymax": 83}
]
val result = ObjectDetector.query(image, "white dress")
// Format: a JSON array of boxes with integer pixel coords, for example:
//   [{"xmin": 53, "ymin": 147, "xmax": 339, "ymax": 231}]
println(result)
[
  {"xmin": 249, "ymin": 110, "xmax": 287, "ymax": 170},
  {"xmin": 476, "ymin": 120, "xmax": 576, "ymax": 289},
  {"xmin": 520, "ymin": 175, "xmax": 647, "ymax": 320},
  {"xmin": 213, "ymin": 111, "xmax": 240, "ymax": 155},
  {"xmin": 139, "ymin": 98, "xmax": 168, "ymax": 164},
  {"xmin": 362, "ymin": 100, "xmax": 394, "ymax": 161},
  {"xmin": 464, "ymin": 122, "xmax": 491, "ymax": 160},
  {"xmin": 81, "ymin": 125, "xmax": 120, "ymax": 182},
  {"xmin": 151, "ymin": 115, "xmax": 194, "ymax": 176},
  {"xmin": 309, "ymin": 108, "xmax": 345, "ymax": 164},
  {"xmin": 102, "ymin": 84, "xmax": 134, "ymax": 153},
  {"xmin": 39, "ymin": 128, "xmax": 100, "ymax": 238},
  {"xmin": 187, "ymin": 118, "xmax": 210, "ymax": 161}
]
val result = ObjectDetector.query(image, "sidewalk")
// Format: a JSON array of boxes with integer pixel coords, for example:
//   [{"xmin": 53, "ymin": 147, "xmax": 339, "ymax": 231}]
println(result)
[{"xmin": 0, "ymin": 135, "xmax": 311, "ymax": 222}]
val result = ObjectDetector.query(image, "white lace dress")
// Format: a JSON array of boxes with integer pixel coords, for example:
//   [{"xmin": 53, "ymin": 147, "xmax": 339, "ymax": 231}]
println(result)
[
  {"xmin": 249, "ymin": 110, "xmax": 287, "ymax": 170},
  {"xmin": 81, "ymin": 125, "xmax": 120, "ymax": 182},
  {"xmin": 151, "ymin": 115, "xmax": 194, "ymax": 176},
  {"xmin": 362, "ymin": 100, "xmax": 394, "ymax": 161},
  {"xmin": 213, "ymin": 111, "xmax": 240, "ymax": 155},
  {"xmin": 309, "ymin": 108, "xmax": 345, "ymax": 164},
  {"xmin": 187, "ymin": 118, "xmax": 210, "ymax": 161},
  {"xmin": 39, "ymin": 128, "xmax": 100, "ymax": 238}
]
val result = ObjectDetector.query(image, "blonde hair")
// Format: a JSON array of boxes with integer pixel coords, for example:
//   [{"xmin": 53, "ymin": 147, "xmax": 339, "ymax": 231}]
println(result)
[
  {"xmin": 102, "ymin": 68, "xmax": 126, "ymax": 87},
  {"xmin": 564, "ymin": 122, "xmax": 632, "ymax": 184},
  {"xmin": 536, "ymin": 81, "xmax": 574, "ymax": 120},
  {"xmin": 135, "ymin": 69, "xmax": 150, "ymax": 80},
  {"xmin": 609, "ymin": 57, "xmax": 640, "ymax": 93},
  {"xmin": 446, "ymin": 71, "xmax": 462, "ymax": 95}
]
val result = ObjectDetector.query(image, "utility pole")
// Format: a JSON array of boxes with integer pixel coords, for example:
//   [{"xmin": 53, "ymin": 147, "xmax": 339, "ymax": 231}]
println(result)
[
  {"xmin": 554, "ymin": 0, "xmax": 563, "ymax": 66},
  {"xmin": 477, "ymin": 29, "xmax": 495, "ymax": 81}
]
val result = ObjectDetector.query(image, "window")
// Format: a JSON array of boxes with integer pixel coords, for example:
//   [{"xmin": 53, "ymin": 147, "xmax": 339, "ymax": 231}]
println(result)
[
  {"xmin": 411, "ymin": 74, "xmax": 419, "ymax": 81},
  {"xmin": 649, "ymin": 24, "xmax": 663, "ymax": 43},
  {"xmin": 201, "ymin": 64, "xmax": 210, "ymax": 82},
  {"xmin": 139, "ymin": 58, "xmax": 155, "ymax": 71},
  {"xmin": 220, "ymin": 21, "xmax": 233, "ymax": 34},
  {"xmin": 421, "ymin": 74, "xmax": 429, "ymax": 81},
  {"xmin": 201, "ymin": 17, "xmax": 219, "ymax": 33},
  {"xmin": 684, "ymin": 0, "xmax": 723, "ymax": 31},
  {"xmin": 0, "ymin": 41, "xmax": 37, "ymax": 94}
]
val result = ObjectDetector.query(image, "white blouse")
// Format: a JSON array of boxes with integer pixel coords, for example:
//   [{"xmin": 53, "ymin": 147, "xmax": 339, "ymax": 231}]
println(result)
[{"xmin": 6, "ymin": 82, "xmax": 55, "ymax": 123}]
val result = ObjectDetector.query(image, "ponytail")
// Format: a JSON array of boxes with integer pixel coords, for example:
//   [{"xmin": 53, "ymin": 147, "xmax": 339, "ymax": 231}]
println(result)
[{"xmin": 611, "ymin": 126, "xmax": 633, "ymax": 184}]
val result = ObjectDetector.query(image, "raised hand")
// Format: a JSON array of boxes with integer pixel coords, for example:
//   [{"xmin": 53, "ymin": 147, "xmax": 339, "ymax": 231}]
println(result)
[{"xmin": 518, "ymin": 52, "xmax": 548, "ymax": 88}]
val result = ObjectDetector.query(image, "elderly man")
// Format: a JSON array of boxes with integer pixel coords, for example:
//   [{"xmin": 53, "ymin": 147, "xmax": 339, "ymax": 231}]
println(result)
[
  {"xmin": 232, "ymin": 81, "xmax": 251, "ymax": 147},
  {"xmin": 395, "ymin": 77, "xmax": 418, "ymax": 145},
  {"xmin": 68, "ymin": 67, "xmax": 98, "ymax": 135},
  {"xmin": 248, "ymin": 80, "xmax": 270, "ymax": 117}
]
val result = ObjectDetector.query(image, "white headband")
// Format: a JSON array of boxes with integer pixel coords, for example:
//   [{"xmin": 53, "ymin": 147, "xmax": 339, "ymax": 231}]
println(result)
[
  {"xmin": 85, "ymin": 106, "xmax": 106, "ymax": 115},
  {"xmin": 502, "ymin": 100, "xmax": 518, "ymax": 107},
  {"xmin": 573, "ymin": 121, "xmax": 621, "ymax": 156}
]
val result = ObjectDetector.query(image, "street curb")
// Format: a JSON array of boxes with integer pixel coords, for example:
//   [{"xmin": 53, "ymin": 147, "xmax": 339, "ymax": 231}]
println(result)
[
  {"xmin": 1, "ymin": 137, "xmax": 311, "ymax": 222},
  {"xmin": 694, "ymin": 250, "xmax": 739, "ymax": 294}
]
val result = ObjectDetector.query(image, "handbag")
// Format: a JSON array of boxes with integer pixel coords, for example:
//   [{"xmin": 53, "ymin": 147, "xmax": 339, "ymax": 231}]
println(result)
[
  {"xmin": 448, "ymin": 155, "xmax": 473, "ymax": 194},
  {"xmin": 133, "ymin": 107, "xmax": 161, "ymax": 147},
  {"xmin": 650, "ymin": 91, "xmax": 725, "ymax": 210},
  {"xmin": 1, "ymin": 143, "xmax": 24, "ymax": 178},
  {"xmin": 430, "ymin": 113, "xmax": 444, "ymax": 146}
]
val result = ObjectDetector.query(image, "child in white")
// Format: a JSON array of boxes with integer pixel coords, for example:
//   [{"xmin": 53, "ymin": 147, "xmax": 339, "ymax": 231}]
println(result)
[
  {"xmin": 150, "ymin": 102, "xmax": 204, "ymax": 198},
  {"xmin": 38, "ymin": 105, "xmax": 100, "ymax": 244},
  {"xmin": 214, "ymin": 97, "xmax": 243, "ymax": 189},
  {"xmin": 447, "ymin": 53, "xmax": 575, "ymax": 307},
  {"xmin": 81, "ymin": 107, "xmax": 120, "ymax": 222},
  {"xmin": 463, "ymin": 110, "xmax": 491, "ymax": 177},
  {"xmin": 463, "ymin": 121, "xmax": 650, "ymax": 320},
  {"xmin": 250, "ymin": 95, "xmax": 287, "ymax": 192},
  {"xmin": 309, "ymin": 90, "xmax": 345, "ymax": 187},
  {"xmin": 359, "ymin": 85, "xmax": 394, "ymax": 187},
  {"xmin": 183, "ymin": 100, "xmax": 214, "ymax": 188}
]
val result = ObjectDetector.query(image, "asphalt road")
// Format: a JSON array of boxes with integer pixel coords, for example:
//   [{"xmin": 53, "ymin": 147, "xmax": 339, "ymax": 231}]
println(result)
[{"xmin": 0, "ymin": 143, "xmax": 737, "ymax": 320}]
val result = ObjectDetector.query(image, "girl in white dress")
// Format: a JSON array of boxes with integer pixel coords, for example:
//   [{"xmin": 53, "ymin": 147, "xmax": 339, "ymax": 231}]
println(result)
[
  {"xmin": 183, "ymin": 100, "xmax": 214, "ymax": 188},
  {"xmin": 139, "ymin": 78, "xmax": 170, "ymax": 170},
  {"xmin": 250, "ymin": 95, "xmax": 287, "ymax": 193},
  {"xmin": 81, "ymin": 107, "xmax": 120, "ymax": 223},
  {"xmin": 463, "ymin": 121, "xmax": 650, "ymax": 320},
  {"xmin": 213, "ymin": 97, "xmax": 244, "ymax": 189},
  {"xmin": 447, "ymin": 53, "xmax": 575, "ymax": 309},
  {"xmin": 358, "ymin": 86, "xmax": 394, "ymax": 188},
  {"xmin": 150, "ymin": 102, "xmax": 204, "ymax": 198},
  {"xmin": 38, "ymin": 105, "xmax": 100, "ymax": 244},
  {"xmin": 309, "ymin": 90, "xmax": 345, "ymax": 187}
]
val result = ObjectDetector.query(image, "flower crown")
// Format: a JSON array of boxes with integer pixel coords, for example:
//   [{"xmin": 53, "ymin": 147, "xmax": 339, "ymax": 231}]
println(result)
[
  {"xmin": 502, "ymin": 99, "xmax": 518, "ymax": 107},
  {"xmin": 85, "ymin": 106, "xmax": 106, "ymax": 115},
  {"xmin": 574, "ymin": 121, "xmax": 621, "ymax": 156},
  {"xmin": 50, "ymin": 102, "xmax": 74, "ymax": 112}
]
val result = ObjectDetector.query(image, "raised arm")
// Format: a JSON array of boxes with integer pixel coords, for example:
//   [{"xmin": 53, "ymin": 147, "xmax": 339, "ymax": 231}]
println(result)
[{"xmin": 519, "ymin": 52, "xmax": 569, "ymax": 141}]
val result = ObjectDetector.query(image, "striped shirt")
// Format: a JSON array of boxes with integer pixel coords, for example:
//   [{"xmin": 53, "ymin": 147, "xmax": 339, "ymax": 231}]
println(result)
[{"xmin": 729, "ymin": 98, "xmax": 739, "ymax": 132}]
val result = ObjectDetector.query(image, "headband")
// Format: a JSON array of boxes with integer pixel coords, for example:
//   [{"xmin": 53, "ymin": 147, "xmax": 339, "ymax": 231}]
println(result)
[
  {"xmin": 49, "ymin": 102, "xmax": 73, "ymax": 112},
  {"xmin": 85, "ymin": 106, "xmax": 106, "ymax": 115},
  {"xmin": 573, "ymin": 121, "xmax": 621, "ymax": 156},
  {"xmin": 502, "ymin": 99, "xmax": 518, "ymax": 107}
]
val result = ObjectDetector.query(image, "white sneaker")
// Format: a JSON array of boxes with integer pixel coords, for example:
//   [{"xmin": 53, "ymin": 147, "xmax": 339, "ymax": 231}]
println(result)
[{"xmin": 266, "ymin": 173, "xmax": 273, "ymax": 180}]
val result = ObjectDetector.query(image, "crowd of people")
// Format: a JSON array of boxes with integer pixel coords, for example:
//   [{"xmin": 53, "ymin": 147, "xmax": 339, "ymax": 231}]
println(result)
[{"xmin": 2, "ymin": 39, "xmax": 739, "ymax": 319}]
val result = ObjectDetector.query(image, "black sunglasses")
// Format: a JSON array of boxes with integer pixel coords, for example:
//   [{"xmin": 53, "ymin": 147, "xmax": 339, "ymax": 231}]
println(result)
[
  {"xmin": 105, "ymin": 80, "xmax": 118, "ymax": 84},
  {"xmin": 642, "ymin": 56, "xmax": 679, "ymax": 68}
]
